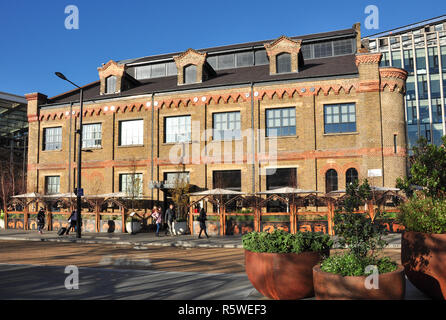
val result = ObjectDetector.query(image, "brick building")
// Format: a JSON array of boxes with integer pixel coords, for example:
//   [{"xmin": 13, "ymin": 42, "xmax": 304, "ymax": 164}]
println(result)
[{"xmin": 25, "ymin": 23, "xmax": 408, "ymax": 209}]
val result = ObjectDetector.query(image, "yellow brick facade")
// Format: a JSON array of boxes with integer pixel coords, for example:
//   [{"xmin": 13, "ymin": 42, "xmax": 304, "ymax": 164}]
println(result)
[{"xmin": 25, "ymin": 52, "xmax": 408, "ymax": 207}]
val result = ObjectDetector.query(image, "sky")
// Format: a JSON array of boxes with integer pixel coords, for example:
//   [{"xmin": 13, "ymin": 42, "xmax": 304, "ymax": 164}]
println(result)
[{"xmin": 1, "ymin": 0, "xmax": 446, "ymax": 98}]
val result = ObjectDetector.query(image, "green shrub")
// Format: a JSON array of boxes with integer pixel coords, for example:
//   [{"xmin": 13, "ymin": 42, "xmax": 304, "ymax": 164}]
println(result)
[
  {"xmin": 320, "ymin": 252, "xmax": 397, "ymax": 276},
  {"xmin": 398, "ymin": 196, "xmax": 446, "ymax": 234},
  {"xmin": 242, "ymin": 229, "xmax": 333, "ymax": 254},
  {"xmin": 261, "ymin": 215, "xmax": 289, "ymax": 222}
]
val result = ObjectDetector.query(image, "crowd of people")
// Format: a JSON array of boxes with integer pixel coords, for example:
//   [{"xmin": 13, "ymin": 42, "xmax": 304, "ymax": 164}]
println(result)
[{"xmin": 34, "ymin": 202, "xmax": 210, "ymax": 239}]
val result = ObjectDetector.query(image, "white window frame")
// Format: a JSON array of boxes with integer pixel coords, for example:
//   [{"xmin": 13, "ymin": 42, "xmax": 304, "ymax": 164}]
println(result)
[{"xmin": 119, "ymin": 119, "xmax": 144, "ymax": 146}]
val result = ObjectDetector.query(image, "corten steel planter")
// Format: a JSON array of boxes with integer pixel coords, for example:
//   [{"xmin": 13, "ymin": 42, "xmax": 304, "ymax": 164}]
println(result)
[
  {"xmin": 313, "ymin": 265, "xmax": 405, "ymax": 300},
  {"xmin": 401, "ymin": 231, "xmax": 446, "ymax": 300},
  {"xmin": 245, "ymin": 250, "xmax": 327, "ymax": 300}
]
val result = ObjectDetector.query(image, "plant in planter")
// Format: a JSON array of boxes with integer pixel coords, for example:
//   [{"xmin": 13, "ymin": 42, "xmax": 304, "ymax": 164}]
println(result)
[
  {"xmin": 313, "ymin": 179, "xmax": 405, "ymax": 300},
  {"xmin": 243, "ymin": 229, "xmax": 333, "ymax": 300},
  {"xmin": 396, "ymin": 136, "xmax": 446, "ymax": 300},
  {"xmin": 125, "ymin": 213, "xmax": 142, "ymax": 234}
]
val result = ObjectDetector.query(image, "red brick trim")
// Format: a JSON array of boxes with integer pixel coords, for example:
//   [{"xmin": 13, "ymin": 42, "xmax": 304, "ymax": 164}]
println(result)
[{"xmin": 355, "ymin": 53, "xmax": 382, "ymax": 66}]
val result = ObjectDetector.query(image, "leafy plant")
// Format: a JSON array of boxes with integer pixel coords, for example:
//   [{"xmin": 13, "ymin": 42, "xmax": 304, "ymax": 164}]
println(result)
[
  {"xmin": 242, "ymin": 229, "xmax": 333, "ymax": 254},
  {"xmin": 398, "ymin": 196, "xmax": 446, "ymax": 234},
  {"xmin": 396, "ymin": 135, "xmax": 446, "ymax": 234},
  {"xmin": 396, "ymin": 136, "xmax": 446, "ymax": 199},
  {"xmin": 321, "ymin": 179, "xmax": 397, "ymax": 276},
  {"xmin": 321, "ymin": 253, "xmax": 397, "ymax": 276}
]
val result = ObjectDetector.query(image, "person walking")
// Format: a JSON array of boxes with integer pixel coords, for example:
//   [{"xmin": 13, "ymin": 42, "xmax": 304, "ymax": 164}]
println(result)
[
  {"xmin": 164, "ymin": 204, "xmax": 176, "ymax": 236},
  {"xmin": 198, "ymin": 205, "xmax": 209, "ymax": 239},
  {"xmin": 37, "ymin": 207, "xmax": 45, "ymax": 234},
  {"xmin": 66, "ymin": 210, "xmax": 77, "ymax": 235},
  {"xmin": 151, "ymin": 206, "xmax": 162, "ymax": 237}
]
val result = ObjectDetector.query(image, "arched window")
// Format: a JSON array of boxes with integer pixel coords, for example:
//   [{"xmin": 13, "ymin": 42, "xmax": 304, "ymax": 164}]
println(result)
[
  {"xmin": 345, "ymin": 168, "xmax": 358, "ymax": 187},
  {"xmin": 184, "ymin": 64, "xmax": 197, "ymax": 84},
  {"xmin": 105, "ymin": 76, "xmax": 117, "ymax": 94},
  {"xmin": 325, "ymin": 169, "xmax": 338, "ymax": 193},
  {"xmin": 276, "ymin": 53, "xmax": 291, "ymax": 73}
]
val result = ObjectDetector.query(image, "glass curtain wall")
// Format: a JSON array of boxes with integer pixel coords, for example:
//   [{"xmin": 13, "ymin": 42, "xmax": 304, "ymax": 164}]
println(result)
[{"xmin": 370, "ymin": 27, "xmax": 446, "ymax": 151}]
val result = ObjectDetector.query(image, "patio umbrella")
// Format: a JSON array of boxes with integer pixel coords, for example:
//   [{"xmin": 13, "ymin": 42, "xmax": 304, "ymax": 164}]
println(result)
[
  {"xmin": 256, "ymin": 187, "xmax": 320, "ymax": 195},
  {"xmin": 12, "ymin": 192, "xmax": 43, "ymax": 198},
  {"xmin": 190, "ymin": 188, "xmax": 244, "ymax": 196},
  {"xmin": 329, "ymin": 186, "xmax": 401, "ymax": 194},
  {"xmin": 43, "ymin": 193, "xmax": 77, "ymax": 198},
  {"xmin": 85, "ymin": 192, "xmax": 129, "ymax": 199}
]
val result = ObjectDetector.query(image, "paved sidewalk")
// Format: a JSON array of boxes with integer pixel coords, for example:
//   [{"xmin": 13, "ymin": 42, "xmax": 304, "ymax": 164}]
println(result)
[
  {"xmin": 0, "ymin": 229, "xmax": 244, "ymax": 248},
  {"xmin": 0, "ymin": 229, "xmax": 403, "ymax": 248}
]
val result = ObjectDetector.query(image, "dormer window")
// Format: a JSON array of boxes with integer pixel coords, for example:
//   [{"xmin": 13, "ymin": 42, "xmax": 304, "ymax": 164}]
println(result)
[
  {"xmin": 264, "ymin": 35, "xmax": 303, "ymax": 75},
  {"xmin": 105, "ymin": 75, "xmax": 117, "ymax": 94},
  {"xmin": 184, "ymin": 64, "xmax": 197, "ymax": 84},
  {"xmin": 276, "ymin": 53, "xmax": 291, "ymax": 73},
  {"xmin": 174, "ymin": 49, "xmax": 207, "ymax": 86}
]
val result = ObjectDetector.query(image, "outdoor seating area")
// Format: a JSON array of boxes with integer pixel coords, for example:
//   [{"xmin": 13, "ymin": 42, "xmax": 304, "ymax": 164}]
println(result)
[{"xmin": 1, "ymin": 185, "xmax": 405, "ymax": 236}]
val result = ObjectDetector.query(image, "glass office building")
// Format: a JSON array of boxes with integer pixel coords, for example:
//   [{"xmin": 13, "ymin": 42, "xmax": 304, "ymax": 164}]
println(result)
[{"xmin": 364, "ymin": 16, "xmax": 446, "ymax": 150}]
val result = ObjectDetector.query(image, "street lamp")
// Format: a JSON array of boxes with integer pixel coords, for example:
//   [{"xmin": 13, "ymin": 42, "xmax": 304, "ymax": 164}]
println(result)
[{"xmin": 55, "ymin": 72, "xmax": 83, "ymax": 239}]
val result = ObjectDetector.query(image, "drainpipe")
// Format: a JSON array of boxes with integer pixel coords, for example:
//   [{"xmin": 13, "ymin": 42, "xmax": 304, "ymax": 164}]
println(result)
[
  {"xmin": 313, "ymin": 95, "xmax": 318, "ymax": 191},
  {"xmin": 151, "ymin": 93, "xmax": 155, "ymax": 201},
  {"xmin": 68, "ymin": 102, "xmax": 73, "ymax": 203},
  {"xmin": 251, "ymin": 82, "xmax": 255, "ymax": 194}
]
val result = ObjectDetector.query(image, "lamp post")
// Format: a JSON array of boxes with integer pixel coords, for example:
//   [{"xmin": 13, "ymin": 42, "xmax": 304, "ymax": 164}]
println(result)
[{"xmin": 55, "ymin": 72, "xmax": 83, "ymax": 239}]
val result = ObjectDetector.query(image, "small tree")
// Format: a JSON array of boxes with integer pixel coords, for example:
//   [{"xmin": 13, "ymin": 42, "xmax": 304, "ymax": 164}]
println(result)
[
  {"xmin": 396, "ymin": 136, "xmax": 446, "ymax": 199},
  {"xmin": 334, "ymin": 179, "xmax": 387, "ymax": 259},
  {"xmin": 320, "ymin": 179, "xmax": 397, "ymax": 276},
  {"xmin": 125, "ymin": 158, "xmax": 142, "ymax": 210},
  {"xmin": 170, "ymin": 176, "xmax": 190, "ymax": 220}
]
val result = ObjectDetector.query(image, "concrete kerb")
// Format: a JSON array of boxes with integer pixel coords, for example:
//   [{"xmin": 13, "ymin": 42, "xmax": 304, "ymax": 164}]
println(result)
[
  {"xmin": 0, "ymin": 235, "xmax": 245, "ymax": 249},
  {"xmin": 0, "ymin": 231, "xmax": 402, "ymax": 249}
]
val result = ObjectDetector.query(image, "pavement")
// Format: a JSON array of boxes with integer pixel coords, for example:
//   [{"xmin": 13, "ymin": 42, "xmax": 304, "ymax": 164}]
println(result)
[
  {"xmin": 0, "ymin": 229, "xmax": 404, "ymax": 249},
  {"xmin": 0, "ymin": 230, "xmax": 430, "ymax": 300}
]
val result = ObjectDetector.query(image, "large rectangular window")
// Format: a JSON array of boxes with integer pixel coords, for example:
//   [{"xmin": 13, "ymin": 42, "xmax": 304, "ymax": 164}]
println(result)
[
  {"xmin": 213, "ymin": 111, "xmax": 241, "ymax": 140},
  {"xmin": 236, "ymin": 51, "xmax": 254, "ymax": 67},
  {"xmin": 163, "ymin": 172, "xmax": 190, "ymax": 188},
  {"xmin": 324, "ymin": 103, "xmax": 356, "ymax": 134},
  {"xmin": 119, "ymin": 119, "xmax": 143, "ymax": 146},
  {"xmin": 43, "ymin": 127, "xmax": 62, "ymax": 151},
  {"xmin": 213, "ymin": 170, "xmax": 241, "ymax": 191},
  {"xmin": 164, "ymin": 115, "xmax": 191, "ymax": 143},
  {"xmin": 266, "ymin": 168, "xmax": 297, "ymax": 190},
  {"xmin": 119, "ymin": 173, "xmax": 143, "ymax": 198},
  {"xmin": 45, "ymin": 176, "xmax": 60, "ymax": 195},
  {"xmin": 254, "ymin": 50, "xmax": 269, "ymax": 65},
  {"xmin": 82, "ymin": 123, "xmax": 102, "ymax": 148},
  {"xmin": 333, "ymin": 39, "xmax": 353, "ymax": 56},
  {"xmin": 135, "ymin": 65, "xmax": 151, "ymax": 79},
  {"xmin": 218, "ymin": 53, "xmax": 235, "ymax": 69},
  {"xmin": 314, "ymin": 42, "xmax": 333, "ymax": 58},
  {"xmin": 266, "ymin": 107, "xmax": 296, "ymax": 137}
]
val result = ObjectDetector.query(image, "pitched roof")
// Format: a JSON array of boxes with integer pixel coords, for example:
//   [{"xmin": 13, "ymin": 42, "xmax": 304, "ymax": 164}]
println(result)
[{"xmin": 47, "ymin": 54, "xmax": 358, "ymax": 106}]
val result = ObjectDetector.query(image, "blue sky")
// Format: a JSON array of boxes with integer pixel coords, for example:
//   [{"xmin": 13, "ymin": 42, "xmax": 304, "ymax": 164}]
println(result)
[{"xmin": 1, "ymin": 0, "xmax": 445, "ymax": 97}]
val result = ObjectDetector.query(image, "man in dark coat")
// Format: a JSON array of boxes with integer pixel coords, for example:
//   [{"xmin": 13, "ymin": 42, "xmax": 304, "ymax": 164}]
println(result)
[
  {"xmin": 37, "ymin": 207, "xmax": 45, "ymax": 234},
  {"xmin": 198, "ymin": 205, "xmax": 209, "ymax": 239},
  {"xmin": 164, "ymin": 204, "xmax": 176, "ymax": 236}
]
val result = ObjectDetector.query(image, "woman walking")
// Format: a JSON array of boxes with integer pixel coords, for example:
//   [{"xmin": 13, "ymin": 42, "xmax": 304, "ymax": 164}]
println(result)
[
  {"xmin": 37, "ymin": 207, "xmax": 45, "ymax": 234},
  {"xmin": 198, "ymin": 205, "xmax": 209, "ymax": 239},
  {"xmin": 151, "ymin": 206, "xmax": 162, "ymax": 237}
]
